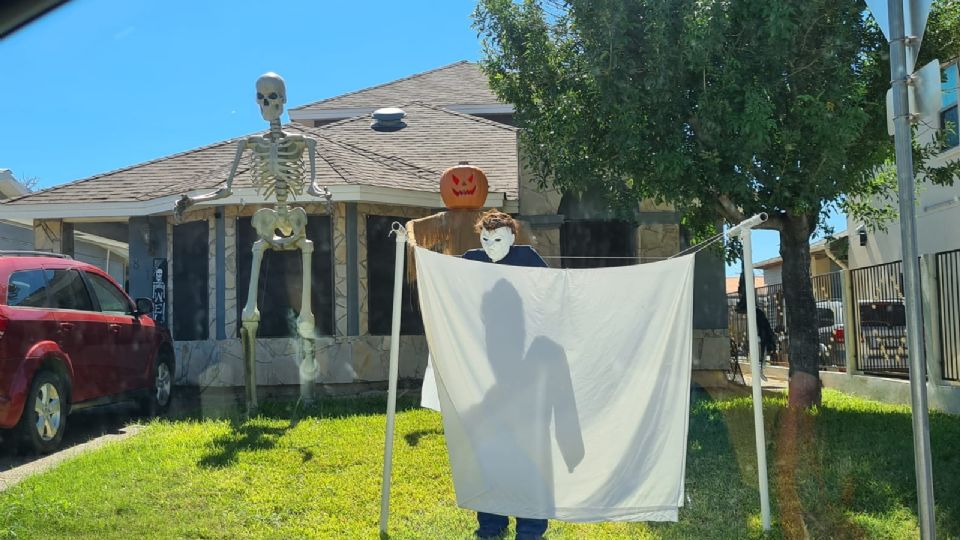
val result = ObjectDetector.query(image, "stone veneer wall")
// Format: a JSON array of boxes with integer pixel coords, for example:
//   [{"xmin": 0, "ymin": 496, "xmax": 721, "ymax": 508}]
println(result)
[{"xmin": 170, "ymin": 202, "xmax": 433, "ymax": 387}]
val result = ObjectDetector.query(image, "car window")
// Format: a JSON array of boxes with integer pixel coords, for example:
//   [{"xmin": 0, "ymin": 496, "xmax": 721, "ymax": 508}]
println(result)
[
  {"xmin": 45, "ymin": 269, "xmax": 95, "ymax": 312},
  {"xmin": 6, "ymin": 269, "xmax": 49, "ymax": 308},
  {"xmin": 859, "ymin": 302, "xmax": 907, "ymax": 327},
  {"xmin": 816, "ymin": 307, "xmax": 835, "ymax": 328},
  {"xmin": 85, "ymin": 272, "xmax": 132, "ymax": 314}
]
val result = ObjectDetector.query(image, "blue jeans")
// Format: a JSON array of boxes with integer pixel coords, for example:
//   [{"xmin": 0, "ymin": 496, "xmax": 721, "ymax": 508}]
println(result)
[{"xmin": 476, "ymin": 511, "xmax": 548, "ymax": 539}]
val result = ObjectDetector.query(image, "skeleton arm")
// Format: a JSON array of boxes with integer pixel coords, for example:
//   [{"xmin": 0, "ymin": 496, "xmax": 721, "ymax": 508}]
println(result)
[
  {"xmin": 303, "ymin": 137, "xmax": 331, "ymax": 202},
  {"xmin": 174, "ymin": 139, "xmax": 249, "ymax": 220}
]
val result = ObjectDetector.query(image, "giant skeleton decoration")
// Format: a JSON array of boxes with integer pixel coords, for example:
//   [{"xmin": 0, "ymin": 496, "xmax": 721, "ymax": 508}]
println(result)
[{"xmin": 175, "ymin": 72, "xmax": 332, "ymax": 411}]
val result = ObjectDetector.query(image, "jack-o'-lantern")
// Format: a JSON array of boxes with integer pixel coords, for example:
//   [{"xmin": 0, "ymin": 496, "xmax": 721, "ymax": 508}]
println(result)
[{"xmin": 440, "ymin": 162, "xmax": 488, "ymax": 209}]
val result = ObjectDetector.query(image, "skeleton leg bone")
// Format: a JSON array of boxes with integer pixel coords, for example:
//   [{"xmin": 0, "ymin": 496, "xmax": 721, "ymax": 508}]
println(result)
[
  {"xmin": 297, "ymin": 237, "xmax": 316, "ymax": 404},
  {"xmin": 241, "ymin": 239, "xmax": 268, "ymax": 414}
]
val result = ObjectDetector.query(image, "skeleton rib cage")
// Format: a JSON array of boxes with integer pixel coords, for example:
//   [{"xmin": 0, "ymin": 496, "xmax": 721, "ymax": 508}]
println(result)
[{"xmin": 246, "ymin": 137, "xmax": 308, "ymax": 205}]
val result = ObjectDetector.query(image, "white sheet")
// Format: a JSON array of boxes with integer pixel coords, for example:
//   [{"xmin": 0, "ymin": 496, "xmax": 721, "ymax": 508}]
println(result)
[{"xmin": 413, "ymin": 246, "xmax": 696, "ymax": 522}]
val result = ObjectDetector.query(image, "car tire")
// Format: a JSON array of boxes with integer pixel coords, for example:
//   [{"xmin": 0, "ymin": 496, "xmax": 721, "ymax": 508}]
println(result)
[
  {"xmin": 141, "ymin": 352, "xmax": 174, "ymax": 417},
  {"xmin": 16, "ymin": 370, "xmax": 68, "ymax": 454}
]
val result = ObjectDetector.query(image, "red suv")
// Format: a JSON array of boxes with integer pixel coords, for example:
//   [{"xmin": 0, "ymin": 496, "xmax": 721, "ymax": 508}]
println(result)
[{"xmin": 0, "ymin": 251, "xmax": 175, "ymax": 453}]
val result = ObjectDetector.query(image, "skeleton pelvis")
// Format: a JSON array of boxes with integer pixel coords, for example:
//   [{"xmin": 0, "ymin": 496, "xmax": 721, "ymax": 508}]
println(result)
[{"xmin": 252, "ymin": 206, "xmax": 307, "ymax": 246}]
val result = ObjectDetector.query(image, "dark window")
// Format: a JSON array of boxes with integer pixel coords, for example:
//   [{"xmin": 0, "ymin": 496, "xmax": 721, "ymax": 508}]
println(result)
[
  {"xmin": 941, "ymin": 105, "xmax": 959, "ymax": 150},
  {"xmin": 46, "ymin": 269, "xmax": 94, "ymax": 311},
  {"xmin": 7, "ymin": 270, "xmax": 48, "ymax": 308},
  {"xmin": 561, "ymin": 220, "xmax": 637, "ymax": 268},
  {"xmin": 236, "ymin": 215, "xmax": 333, "ymax": 337},
  {"xmin": 173, "ymin": 220, "xmax": 209, "ymax": 340},
  {"xmin": 366, "ymin": 216, "xmax": 424, "ymax": 335},
  {"xmin": 85, "ymin": 272, "xmax": 132, "ymax": 314}
]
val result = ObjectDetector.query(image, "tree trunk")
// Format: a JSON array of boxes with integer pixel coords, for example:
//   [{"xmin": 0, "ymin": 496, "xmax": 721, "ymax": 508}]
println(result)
[{"xmin": 779, "ymin": 213, "xmax": 822, "ymax": 408}]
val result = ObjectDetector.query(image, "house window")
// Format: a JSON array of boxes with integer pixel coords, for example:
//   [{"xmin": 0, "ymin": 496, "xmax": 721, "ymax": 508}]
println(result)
[
  {"xmin": 941, "ymin": 62, "xmax": 959, "ymax": 150},
  {"xmin": 560, "ymin": 220, "xmax": 637, "ymax": 269},
  {"xmin": 172, "ymin": 220, "xmax": 209, "ymax": 340},
  {"xmin": 236, "ymin": 215, "xmax": 333, "ymax": 337},
  {"xmin": 366, "ymin": 216, "xmax": 424, "ymax": 335}
]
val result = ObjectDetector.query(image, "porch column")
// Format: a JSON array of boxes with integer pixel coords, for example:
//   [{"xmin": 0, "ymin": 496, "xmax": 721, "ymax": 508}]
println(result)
[{"xmin": 33, "ymin": 219, "xmax": 74, "ymax": 257}]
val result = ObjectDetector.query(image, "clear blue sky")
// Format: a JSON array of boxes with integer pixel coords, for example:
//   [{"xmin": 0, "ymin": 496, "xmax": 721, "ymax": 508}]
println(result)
[{"xmin": 0, "ymin": 0, "xmax": 845, "ymax": 274}]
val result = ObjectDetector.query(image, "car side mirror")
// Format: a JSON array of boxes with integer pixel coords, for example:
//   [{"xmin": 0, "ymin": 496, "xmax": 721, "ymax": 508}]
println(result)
[{"xmin": 135, "ymin": 297, "xmax": 154, "ymax": 316}]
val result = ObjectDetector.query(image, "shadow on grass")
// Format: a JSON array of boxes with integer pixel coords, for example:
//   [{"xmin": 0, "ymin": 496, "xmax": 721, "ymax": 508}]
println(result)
[
  {"xmin": 688, "ymin": 385, "xmax": 960, "ymax": 539},
  {"xmin": 198, "ymin": 421, "xmax": 293, "ymax": 468},
  {"xmin": 195, "ymin": 396, "xmax": 423, "ymax": 468},
  {"xmin": 404, "ymin": 428, "xmax": 443, "ymax": 447}
]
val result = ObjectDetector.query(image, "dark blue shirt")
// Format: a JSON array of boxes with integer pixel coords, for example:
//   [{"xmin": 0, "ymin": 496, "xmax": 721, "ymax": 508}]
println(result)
[{"xmin": 462, "ymin": 245, "xmax": 548, "ymax": 268}]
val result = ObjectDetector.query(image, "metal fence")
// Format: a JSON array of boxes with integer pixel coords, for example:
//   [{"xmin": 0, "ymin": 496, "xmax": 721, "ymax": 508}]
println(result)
[
  {"xmin": 937, "ymin": 249, "xmax": 960, "ymax": 382},
  {"xmin": 727, "ymin": 273, "xmax": 846, "ymax": 371},
  {"xmin": 728, "ymin": 251, "xmax": 960, "ymax": 382},
  {"xmin": 812, "ymin": 271, "xmax": 846, "ymax": 369},
  {"xmin": 727, "ymin": 284, "xmax": 788, "ymax": 365},
  {"xmin": 850, "ymin": 260, "xmax": 909, "ymax": 377}
]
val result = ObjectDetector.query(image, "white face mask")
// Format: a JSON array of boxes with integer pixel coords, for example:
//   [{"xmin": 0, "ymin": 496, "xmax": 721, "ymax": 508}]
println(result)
[{"xmin": 480, "ymin": 226, "xmax": 515, "ymax": 262}]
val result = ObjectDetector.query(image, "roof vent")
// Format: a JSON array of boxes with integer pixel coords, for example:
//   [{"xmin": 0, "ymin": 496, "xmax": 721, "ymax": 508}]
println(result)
[{"xmin": 371, "ymin": 107, "xmax": 407, "ymax": 131}]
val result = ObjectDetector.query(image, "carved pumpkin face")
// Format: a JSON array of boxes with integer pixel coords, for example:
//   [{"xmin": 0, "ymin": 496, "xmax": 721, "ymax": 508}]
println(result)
[{"xmin": 440, "ymin": 164, "xmax": 488, "ymax": 209}]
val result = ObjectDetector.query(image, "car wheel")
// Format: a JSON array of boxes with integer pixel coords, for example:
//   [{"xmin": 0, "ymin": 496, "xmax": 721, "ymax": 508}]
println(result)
[
  {"xmin": 16, "ymin": 370, "xmax": 68, "ymax": 454},
  {"xmin": 141, "ymin": 352, "xmax": 174, "ymax": 417}
]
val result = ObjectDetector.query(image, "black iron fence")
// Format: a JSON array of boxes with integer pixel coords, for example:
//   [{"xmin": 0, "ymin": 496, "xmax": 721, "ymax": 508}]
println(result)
[
  {"xmin": 850, "ymin": 261, "xmax": 909, "ymax": 377},
  {"xmin": 812, "ymin": 272, "xmax": 846, "ymax": 369},
  {"xmin": 937, "ymin": 249, "xmax": 960, "ymax": 382},
  {"xmin": 729, "ymin": 251, "xmax": 960, "ymax": 382},
  {"xmin": 727, "ymin": 272, "xmax": 845, "ymax": 371},
  {"xmin": 727, "ymin": 283, "xmax": 788, "ymax": 366}
]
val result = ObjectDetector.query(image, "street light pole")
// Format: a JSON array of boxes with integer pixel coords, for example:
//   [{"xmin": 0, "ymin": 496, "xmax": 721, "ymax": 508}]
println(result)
[{"xmin": 887, "ymin": 1, "xmax": 936, "ymax": 537}]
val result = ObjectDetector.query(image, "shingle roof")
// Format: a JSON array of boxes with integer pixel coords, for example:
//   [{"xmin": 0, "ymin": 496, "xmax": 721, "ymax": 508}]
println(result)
[
  {"xmin": 3, "ymin": 103, "xmax": 518, "ymax": 206},
  {"xmin": 315, "ymin": 102, "xmax": 518, "ymax": 199},
  {"xmin": 290, "ymin": 61, "xmax": 503, "ymax": 114}
]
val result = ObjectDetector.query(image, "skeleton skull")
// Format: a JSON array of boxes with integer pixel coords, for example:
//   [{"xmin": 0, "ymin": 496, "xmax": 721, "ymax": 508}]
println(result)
[{"xmin": 256, "ymin": 72, "xmax": 287, "ymax": 121}]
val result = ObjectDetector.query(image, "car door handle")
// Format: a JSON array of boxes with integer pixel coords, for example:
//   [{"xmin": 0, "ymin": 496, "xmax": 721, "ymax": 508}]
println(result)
[
  {"xmin": 109, "ymin": 324, "xmax": 121, "ymax": 334},
  {"xmin": 59, "ymin": 322, "xmax": 74, "ymax": 333}
]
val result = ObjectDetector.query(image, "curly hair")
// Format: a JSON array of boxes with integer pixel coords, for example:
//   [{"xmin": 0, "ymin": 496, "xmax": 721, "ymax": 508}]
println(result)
[{"xmin": 474, "ymin": 209, "xmax": 519, "ymax": 235}]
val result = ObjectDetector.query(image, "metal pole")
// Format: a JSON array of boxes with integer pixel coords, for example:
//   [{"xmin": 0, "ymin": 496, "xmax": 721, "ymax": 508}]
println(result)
[
  {"xmin": 741, "ymin": 227, "xmax": 771, "ymax": 531},
  {"xmin": 379, "ymin": 222, "xmax": 407, "ymax": 536},
  {"xmin": 888, "ymin": 0, "xmax": 936, "ymax": 537},
  {"xmin": 728, "ymin": 213, "xmax": 771, "ymax": 531}
]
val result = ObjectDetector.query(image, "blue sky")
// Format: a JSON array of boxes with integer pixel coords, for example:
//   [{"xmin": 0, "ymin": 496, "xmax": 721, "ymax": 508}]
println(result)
[{"xmin": 0, "ymin": 0, "xmax": 845, "ymax": 274}]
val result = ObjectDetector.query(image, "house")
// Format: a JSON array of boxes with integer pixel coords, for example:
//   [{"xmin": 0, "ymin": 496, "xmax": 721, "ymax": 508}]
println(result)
[
  {"xmin": 0, "ymin": 62, "xmax": 729, "ymax": 389},
  {"xmin": 1, "ymin": 169, "xmax": 128, "ymax": 283},
  {"xmin": 753, "ymin": 232, "xmax": 847, "ymax": 288},
  {"xmin": 848, "ymin": 58, "xmax": 960, "ymax": 267}
]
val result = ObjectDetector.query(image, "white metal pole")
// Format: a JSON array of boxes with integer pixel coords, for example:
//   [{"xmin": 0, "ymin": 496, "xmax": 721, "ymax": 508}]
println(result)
[
  {"xmin": 379, "ymin": 222, "xmax": 407, "ymax": 535},
  {"xmin": 887, "ymin": 1, "xmax": 936, "ymax": 537},
  {"xmin": 727, "ymin": 213, "xmax": 770, "ymax": 531}
]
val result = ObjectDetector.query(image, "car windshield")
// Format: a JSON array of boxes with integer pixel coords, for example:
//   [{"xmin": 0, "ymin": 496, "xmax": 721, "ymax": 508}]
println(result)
[{"xmin": 859, "ymin": 302, "xmax": 907, "ymax": 327}]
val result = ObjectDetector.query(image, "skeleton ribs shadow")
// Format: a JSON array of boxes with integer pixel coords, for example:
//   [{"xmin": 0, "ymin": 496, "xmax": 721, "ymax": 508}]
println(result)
[{"xmin": 175, "ymin": 72, "xmax": 332, "ymax": 413}]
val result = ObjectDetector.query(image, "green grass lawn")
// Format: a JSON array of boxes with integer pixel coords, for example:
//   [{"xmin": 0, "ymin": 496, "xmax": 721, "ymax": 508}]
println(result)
[{"xmin": 1, "ymin": 388, "xmax": 958, "ymax": 539}]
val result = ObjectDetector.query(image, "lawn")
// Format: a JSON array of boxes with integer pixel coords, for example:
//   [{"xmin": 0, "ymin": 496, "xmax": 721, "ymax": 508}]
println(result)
[{"xmin": 1, "ymin": 388, "xmax": 958, "ymax": 539}]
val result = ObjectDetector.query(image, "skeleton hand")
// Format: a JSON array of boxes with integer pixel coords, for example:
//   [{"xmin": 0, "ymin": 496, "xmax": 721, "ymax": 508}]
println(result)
[
  {"xmin": 174, "ymin": 195, "xmax": 194, "ymax": 223},
  {"xmin": 308, "ymin": 184, "xmax": 333, "ymax": 213}
]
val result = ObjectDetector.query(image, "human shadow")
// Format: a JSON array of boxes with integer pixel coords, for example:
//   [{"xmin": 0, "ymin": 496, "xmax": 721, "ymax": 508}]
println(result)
[{"xmin": 456, "ymin": 279, "xmax": 584, "ymax": 516}]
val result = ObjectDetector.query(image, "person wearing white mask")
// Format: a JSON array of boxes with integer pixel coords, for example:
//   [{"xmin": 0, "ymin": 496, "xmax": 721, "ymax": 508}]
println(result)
[
  {"xmin": 461, "ymin": 209, "xmax": 549, "ymax": 540},
  {"xmin": 463, "ymin": 210, "xmax": 547, "ymax": 268}
]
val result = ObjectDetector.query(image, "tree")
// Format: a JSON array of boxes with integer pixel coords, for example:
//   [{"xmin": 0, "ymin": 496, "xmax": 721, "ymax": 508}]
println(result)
[{"xmin": 474, "ymin": 0, "xmax": 960, "ymax": 407}]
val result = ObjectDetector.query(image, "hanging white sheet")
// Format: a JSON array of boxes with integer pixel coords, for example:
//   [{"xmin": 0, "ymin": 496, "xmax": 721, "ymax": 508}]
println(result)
[{"xmin": 413, "ymin": 246, "xmax": 696, "ymax": 522}]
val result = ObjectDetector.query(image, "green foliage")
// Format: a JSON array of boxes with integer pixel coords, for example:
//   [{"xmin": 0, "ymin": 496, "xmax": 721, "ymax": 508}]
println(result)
[
  {"xmin": 475, "ymin": 0, "xmax": 960, "ymax": 382},
  {"xmin": 1, "ymin": 391, "xmax": 958, "ymax": 538}
]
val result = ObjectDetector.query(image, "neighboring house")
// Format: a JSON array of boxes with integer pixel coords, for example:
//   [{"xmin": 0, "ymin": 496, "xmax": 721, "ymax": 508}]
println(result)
[
  {"xmin": 0, "ymin": 62, "xmax": 728, "ymax": 389},
  {"xmin": 753, "ymin": 232, "xmax": 847, "ymax": 288},
  {"xmin": 0, "ymin": 169, "xmax": 128, "ymax": 283},
  {"xmin": 848, "ymin": 58, "xmax": 960, "ymax": 267},
  {"xmin": 724, "ymin": 274, "xmax": 763, "ymax": 295}
]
